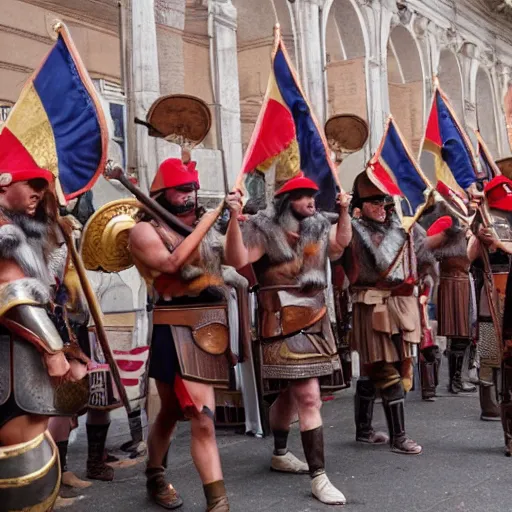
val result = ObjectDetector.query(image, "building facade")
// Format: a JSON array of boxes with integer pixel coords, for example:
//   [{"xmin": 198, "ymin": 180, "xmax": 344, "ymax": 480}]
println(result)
[{"xmin": 2, "ymin": 0, "xmax": 512, "ymax": 193}]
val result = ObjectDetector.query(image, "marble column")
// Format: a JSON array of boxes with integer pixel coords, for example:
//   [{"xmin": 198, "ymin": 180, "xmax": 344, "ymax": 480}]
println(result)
[
  {"xmin": 297, "ymin": 0, "xmax": 326, "ymax": 123},
  {"xmin": 209, "ymin": 0, "xmax": 243, "ymax": 190},
  {"xmin": 131, "ymin": 0, "xmax": 161, "ymax": 193},
  {"xmin": 359, "ymin": 0, "xmax": 396, "ymax": 151}
]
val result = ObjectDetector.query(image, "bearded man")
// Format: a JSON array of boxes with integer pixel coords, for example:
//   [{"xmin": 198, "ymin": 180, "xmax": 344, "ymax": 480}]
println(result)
[
  {"xmin": 0, "ymin": 153, "xmax": 88, "ymax": 510},
  {"xmin": 224, "ymin": 174, "xmax": 351, "ymax": 506},
  {"xmin": 348, "ymin": 171, "xmax": 437, "ymax": 455},
  {"xmin": 129, "ymin": 157, "xmax": 231, "ymax": 511}
]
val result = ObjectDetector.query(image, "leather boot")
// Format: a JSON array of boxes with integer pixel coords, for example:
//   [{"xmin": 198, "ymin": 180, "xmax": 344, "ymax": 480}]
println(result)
[
  {"xmin": 354, "ymin": 379, "xmax": 389, "ymax": 444},
  {"xmin": 382, "ymin": 383, "xmax": 422, "ymax": 455},
  {"xmin": 204, "ymin": 480, "xmax": 229, "ymax": 512},
  {"xmin": 419, "ymin": 355, "xmax": 437, "ymax": 402},
  {"xmin": 57, "ymin": 440, "xmax": 92, "ymax": 489},
  {"xmin": 301, "ymin": 427, "xmax": 346, "ymax": 505},
  {"xmin": 146, "ymin": 466, "xmax": 183, "ymax": 510},
  {"xmin": 270, "ymin": 429, "xmax": 308, "ymax": 473},
  {"xmin": 480, "ymin": 383, "xmax": 501, "ymax": 421},
  {"xmin": 86, "ymin": 423, "xmax": 114, "ymax": 481}
]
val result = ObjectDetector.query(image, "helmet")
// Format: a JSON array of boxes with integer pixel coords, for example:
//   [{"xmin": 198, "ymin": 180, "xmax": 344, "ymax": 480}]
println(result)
[
  {"xmin": 150, "ymin": 158, "xmax": 200, "ymax": 197},
  {"xmin": 274, "ymin": 172, "xmax": 319, "ymax": 197},
  {"xmin": 485, "ymin": 175, "xmax": 512, "ymax": 212},
  {"xmin": 0, "ymin": 128, "xmax": 53, "ymax": 186}
]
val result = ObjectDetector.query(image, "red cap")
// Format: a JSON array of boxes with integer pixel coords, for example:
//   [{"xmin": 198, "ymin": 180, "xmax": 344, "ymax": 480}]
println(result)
[
  {"xmin": 485, "ymin": 175, "xmax": 512, "ymax": 211},
  {"xmin": 427, "ymin": 216, "xmax": 453, "ymax": 236},
  {"xmin": 150, "ymin": 158, "xmax": 200, "ymax": 196},
  {"xmin": 0, "ymin": 127, "xmax": 54, "ymax": 186},
  {"xmin": 275, "ymin": 173, "xmax": 319, "ymax": 197}
]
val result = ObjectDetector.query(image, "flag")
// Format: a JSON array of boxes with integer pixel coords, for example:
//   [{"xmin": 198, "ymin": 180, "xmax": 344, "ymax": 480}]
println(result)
[
  {"xmin": 475, "ymin": 130, "xmax": 501, "ymax": 181},
  {"xmin": 367, "ymin": 116, "xmax": 432, "ymax": 216},
  {"xmin": 239, "ymin": 25, "xmax": 338, "ymax": 211},
  {"xmin": 0, "ymin": 22, "xmax": 108, "ymax": 202},
  {"xmin": 423, "ymin": 84, "xmax": 477, "ymax": 194}
]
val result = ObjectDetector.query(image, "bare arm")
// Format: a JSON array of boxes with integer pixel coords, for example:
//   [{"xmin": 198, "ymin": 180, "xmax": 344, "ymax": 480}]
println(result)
[
  {"xmin": 130, "ymin": 210, "xmax": 220, "ymax": 275},
  {"xmin": 329, "ymin": 193, "xmax": 352, "ymax": 260},
  {"xmin": 467, "ymin": 233, "xmax": 480, "ymax": 262},
  {"xmin": 224, "ymin": 193, "xmax": 265, "ymax": 269}
]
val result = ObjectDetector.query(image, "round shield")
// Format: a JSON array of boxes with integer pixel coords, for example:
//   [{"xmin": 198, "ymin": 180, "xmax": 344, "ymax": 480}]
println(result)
[
  {"xmin": 496, "ymin": 157, "xmax": 512, "ymax": 181},
  {"xmin": 146, "ymin": 94, "xmax": 212, "ymax": 147},
  {"xmin": 80, "ymin": 198, "xmax": 141, "ymax": 273},
  {"xmin": 324, "ymin": 114, "xmax": 369, "ymax": 154}
]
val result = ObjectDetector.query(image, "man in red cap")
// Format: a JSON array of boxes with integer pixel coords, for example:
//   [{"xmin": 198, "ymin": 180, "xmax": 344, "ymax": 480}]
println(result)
[
  {"xmin": 129, "ymin": 157, "xmax": 231, "ymax": 511},
  {"xmin": 224, "ymin": 173, "xmax": 351, "ymax": 505},
  {"xmin": 0, "ymin": 148, "xmax": 88, "ymax": 509},
  {"xmin": 347, "ymin": 170, "xmax": 437, "ymax": 455},
  {"xmin": 469, "ymin": 176, "xmax": 512, "ymax": 429}
]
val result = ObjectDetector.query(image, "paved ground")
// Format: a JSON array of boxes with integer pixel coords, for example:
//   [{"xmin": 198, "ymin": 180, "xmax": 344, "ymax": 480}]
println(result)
[{"xmin": 64, "ymin": 365, "xmax": 512, "ymax": 512}]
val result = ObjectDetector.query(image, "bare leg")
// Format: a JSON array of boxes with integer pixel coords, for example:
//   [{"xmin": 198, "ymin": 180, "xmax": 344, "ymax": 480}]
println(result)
[
  {"xmin": 268, "ymin": 388, "xmax": 308, "ymax": 474},
  {"xmin": 147, "ymin": 381, "xmax": 180, "ymax": 469},
  {"xmin": 187, "ymin": 381, "xmax": 223, "ymax": 484},
  {"xmin": 292, "ymin": 379, "xmax": 346, "ymax": 505},
  {"xmin": 291, "ymin": 378, "xmax": 322, "ymax": 432},
  {"xmin": 0, "ymin": 415, "xmax": 48, "ymax": 445},
  {"xmin": 146, "ymin": 381, "xmax": 183, "ymax": 510}
]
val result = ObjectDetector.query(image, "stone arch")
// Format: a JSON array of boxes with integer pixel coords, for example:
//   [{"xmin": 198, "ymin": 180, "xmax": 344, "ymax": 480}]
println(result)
[
  {"xmin": 323, "ymin": 0, "xmax": 368, "ymax": 190},
  {"xmin": 438, "ymin": 49, "xmax": 464, "ymax": 125},
  {"xmin": 234, "ymin": 0, "xmax": 296, "ymax": 152},
  {"xmin": 386, "ymin": 25, "xmax": 425, "ymax": 156},
  {"xmin": 476, "ymin": 67, "xmax": 499, "ymax": 157}
]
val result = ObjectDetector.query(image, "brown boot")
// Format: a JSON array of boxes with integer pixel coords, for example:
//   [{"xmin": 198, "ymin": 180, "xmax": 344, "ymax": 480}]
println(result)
[
  {"xmin": 86, "ymin": 423, "xmax": 114, "ymax": 481},
  {"xmin": 146, "ymin": 467, "xmax": 183, "ymax": 510},
  {"xmin": 204, "ymin": 480, "xmax": 229, "ymax": 512},
  {"xmin": 355, "ymin": 379, "xmax": 389, "ymax": 444},
  {"xmin": 382, "ymin": 383, "xmax": 422, "ymax": 455}
]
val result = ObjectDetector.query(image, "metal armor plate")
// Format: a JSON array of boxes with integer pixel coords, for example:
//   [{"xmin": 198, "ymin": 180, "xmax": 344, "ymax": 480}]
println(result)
[
  {"xmin": 12, "ymin": 337, "xmax": 88, "ymax": 416},
  {"xmin": 0, "ymin": 432, "xmax": 60, "ymax": 511}
]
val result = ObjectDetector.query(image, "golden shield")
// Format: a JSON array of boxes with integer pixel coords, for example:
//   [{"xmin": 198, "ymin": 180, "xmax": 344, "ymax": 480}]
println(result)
[{"xmin": 80, "ymin": 198, "xmax": 141, "ymax": 273}]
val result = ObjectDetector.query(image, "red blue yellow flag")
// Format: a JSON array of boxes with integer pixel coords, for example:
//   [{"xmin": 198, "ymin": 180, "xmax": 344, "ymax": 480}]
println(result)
[
  {"xmin": 238, "ymin": 25, "xmax": 338, "ymax": 211},
  {"xmin": 423, "ymin": 84, "xmax": 477, "ymax": 194},
  {"xmin": 367, "ymin": 116, "xmax": 432, "ymax": 216},
  {"xmin": 0, "ymin": 22, "xmax": 108, "ymax": 202}
]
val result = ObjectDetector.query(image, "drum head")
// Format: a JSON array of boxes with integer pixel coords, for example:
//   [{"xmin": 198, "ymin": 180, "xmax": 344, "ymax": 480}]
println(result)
[
  {"xmin": 324, "ymin": 114, "xmax": 369, "ymax": 154},
  {"xmin": 146, "ymin": 94, "xmax": 212, "ymax": 146},
  {"xmin": 496, "ymin": 157, "xmax": 512, "ymax": 180}
]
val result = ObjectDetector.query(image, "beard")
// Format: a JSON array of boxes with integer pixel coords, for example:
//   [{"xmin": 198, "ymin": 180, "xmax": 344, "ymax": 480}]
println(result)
[
  {"xmin": 273, "ymin": 194, "xmax": 303, "ymax": 233},
  {"xmin": 156, "ymin": 194, "xmax": 196, "ymax": 215},
  {"xmin": 0, "ymin": 205, "xmax": 49, "ymax": 239}
]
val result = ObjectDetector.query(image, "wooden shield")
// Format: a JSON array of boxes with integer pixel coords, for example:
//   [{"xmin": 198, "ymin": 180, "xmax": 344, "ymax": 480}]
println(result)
[
  {"xmin": 324, "ymin": 114, "xmax": 369, "ymax": 155},
  {"xmin": 146, "ymin": 94, "xmax": 211, "ymax": 147}
]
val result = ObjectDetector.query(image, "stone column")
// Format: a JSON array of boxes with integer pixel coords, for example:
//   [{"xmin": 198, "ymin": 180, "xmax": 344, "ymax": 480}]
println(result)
[
  {"xmin": 360, "ymin": 0, "xmax": 396, "ymax": 152},
  {"xmin": 131, "ymin": 0, "xmax": 161, "ymax": 193},
  {"xmin": 209, "ymin": 0, "xmax": 243, "ymax": 190},
  {"xmin": 496, "ymin": 62, "xmax": 512, "ymax": 155},
  {"xmin": 296, "ymin": 0, "xmax": 326, "ymax": 123},
  {"xmin": 458, "ymin": 42, "xmax": 480, "ymax": 133}
]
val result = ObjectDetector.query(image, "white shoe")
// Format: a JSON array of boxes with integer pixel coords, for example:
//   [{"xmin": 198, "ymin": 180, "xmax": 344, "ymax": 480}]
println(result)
[
  {"xmin": 270, "ymin": 451, "xmax": 309, "ymax": 474},
  {"xmin": 311, "ymin": 473, "xmax": 346, "ymax": 505}
]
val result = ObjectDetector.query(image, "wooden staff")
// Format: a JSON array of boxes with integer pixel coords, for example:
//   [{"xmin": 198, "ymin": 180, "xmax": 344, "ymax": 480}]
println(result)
[{"xmin": 59, "ymin": 218, "xmax": 133, "ymax": 414}]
